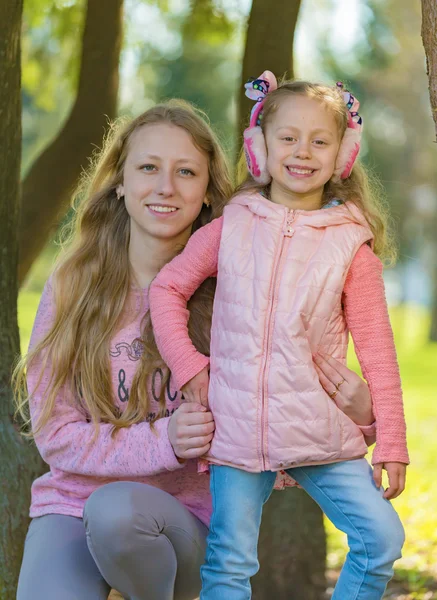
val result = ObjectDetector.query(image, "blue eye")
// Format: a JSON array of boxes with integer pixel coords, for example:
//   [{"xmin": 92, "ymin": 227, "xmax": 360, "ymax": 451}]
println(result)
[
  {"xmin": 179, "ymin": 168, "xmax": 195, "ymax": 176},
  {"xmin": 141, "ymin": 164, "xmax": 156, "ymax": 171}
]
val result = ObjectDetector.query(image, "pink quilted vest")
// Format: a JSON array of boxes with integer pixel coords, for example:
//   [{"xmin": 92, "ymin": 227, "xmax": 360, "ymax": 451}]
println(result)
[{"xmin": 206, "ymin": 192, "xmax": 373, "ymax": 472}]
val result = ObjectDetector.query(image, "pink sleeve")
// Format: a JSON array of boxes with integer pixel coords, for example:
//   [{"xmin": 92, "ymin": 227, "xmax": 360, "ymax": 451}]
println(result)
[
  {"xmin": 28, "ymin": 279, "xmax": 183, "ymax": 477},
  {"xmin": 343, "ymin": 244, "xmax": 409, "ymax": 464},
  {"xmin": 149, "ymin": 217, "xmax": 223, "ymax": 390}
]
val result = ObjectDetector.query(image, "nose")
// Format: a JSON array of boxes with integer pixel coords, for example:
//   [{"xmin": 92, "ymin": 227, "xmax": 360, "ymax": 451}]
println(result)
[
  {"xmin": 156, "ymin": 169, "xmax": 175, "ymax": 197},
  {"xmin": 293, "ymin": 139, "xmax": 312, "ymax": 160}
]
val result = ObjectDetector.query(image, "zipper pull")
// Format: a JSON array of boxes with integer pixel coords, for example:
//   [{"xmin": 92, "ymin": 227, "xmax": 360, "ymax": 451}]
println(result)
[{"xmin": 284, "ymin": 210, "xmax": 295, "ymax": 237}]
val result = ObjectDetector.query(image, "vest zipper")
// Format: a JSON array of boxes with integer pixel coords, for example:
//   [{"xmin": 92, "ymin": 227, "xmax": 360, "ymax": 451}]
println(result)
[{"xmin": 259, "ymin": 209, "xmax": 295, "ymax": 470}]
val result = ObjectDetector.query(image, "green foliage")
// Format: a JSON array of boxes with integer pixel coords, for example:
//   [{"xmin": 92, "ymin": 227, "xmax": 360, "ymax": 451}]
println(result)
[
  {"xmin": 23, "ymin": 0, "xmax": 85, "ymax": 110},
  {"xmin": 126, "ymin": 0, "xmax": 245, "ymax": 158},
  {"xmin": 22, "ymin": 0, "xmax": 86, "ymax": 172},
  {"xmin": 22, "ymin": 0, "xmax": 247, "ymax": 170}
]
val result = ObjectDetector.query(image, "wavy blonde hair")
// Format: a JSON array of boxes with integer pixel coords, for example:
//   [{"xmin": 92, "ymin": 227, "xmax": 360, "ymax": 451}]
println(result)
[
  {"xmin": 14, "ymin": 100, "xmax": 233, "ymax": 436},
  {"xmin": 237, "ymin": 80, "xmax": 396, "ymax": 264}
]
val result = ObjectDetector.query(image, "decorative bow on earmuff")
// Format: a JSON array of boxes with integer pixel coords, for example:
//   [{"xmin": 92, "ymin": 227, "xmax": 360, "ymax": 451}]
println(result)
[
  {"xmin": 336, "ymin": 82, "xmax": 362, "ymax": 128},
  {"xmin": 244, "ymin": 71, "xmax": 278, "ymax": 131},
  {"xmin": 243, "ymin": 70, "xmax": 278, "ymax": 184},
  {"xmin": 332, "ymin": 82, "xmax": 363, "ymax": 181}
]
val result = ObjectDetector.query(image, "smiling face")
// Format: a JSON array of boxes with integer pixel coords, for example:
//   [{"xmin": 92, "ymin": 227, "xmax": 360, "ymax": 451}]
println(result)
[
  {"xmin": 264, "ymin": 94, "xmax": 341, "ymax": 210},
  {"xmin": 118, "ymin": 122, "xmax": 210, "ymax": 243}
]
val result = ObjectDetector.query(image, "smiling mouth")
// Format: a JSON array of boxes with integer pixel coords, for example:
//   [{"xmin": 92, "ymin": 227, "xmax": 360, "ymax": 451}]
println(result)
[
  {"xmin": 286, "ymin": 166, "xmax": 316, "ymax": 175},
  {"xmin": 147, "ymin": 205, "xmax": 178, "ymax": 213}
]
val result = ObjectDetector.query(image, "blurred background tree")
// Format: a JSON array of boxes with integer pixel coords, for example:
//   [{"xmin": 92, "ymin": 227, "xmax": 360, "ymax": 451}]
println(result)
[
  {"xmin": 421, "ymin": 0, "xmax": 437, "ymax": 341},
  {"xmin": 20, "ymin": 0, "xmax": 123, "ymax": 283},
  {"xmin": 299, "ymin": 0, "xmax": 437, "ymax": 342},
  {"xmin": 0, "ymin": 2, "xmax": 46, "ymax": 596}
]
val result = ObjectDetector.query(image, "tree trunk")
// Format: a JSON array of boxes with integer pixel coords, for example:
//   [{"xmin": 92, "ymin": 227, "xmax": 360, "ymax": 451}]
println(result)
[
  {"xmin": 0, "ymin": 2, "xmax": 46, "ymax": 597},
  {"xmin": 421, "ymin": 0, "xmax": 437, "ymax": 141},
  {"xmin": 421, "ymin": 0, "xmax": 437, "ymax": 341},
  {"xmin": 253, "ymin": 488, "xmax": 327, "ymax": 600},
  {"xmin": 239, "ymin": 2, "xmax": 327, "ymax": 596},
  {"xmin": 237, "ymin": 0, "xmax": 302, "ymax": 143},
  {"xmin": 19, "ymin": 0, "xmax": 124, "ymax": 285}
]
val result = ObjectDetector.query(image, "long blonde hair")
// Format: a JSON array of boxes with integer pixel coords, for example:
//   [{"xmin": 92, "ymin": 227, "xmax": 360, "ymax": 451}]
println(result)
[
  {"xmin": 237, "ymin": 80, "xmax": 396, "ymax": 264},
  {"xmin": 14, "ymin": 100, "xmax": 233, "ymax": 436}
]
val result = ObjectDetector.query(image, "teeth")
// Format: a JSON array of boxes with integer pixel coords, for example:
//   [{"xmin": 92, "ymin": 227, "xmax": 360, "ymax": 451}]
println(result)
[
  {"xmin": 287, "ymin": 167, "xmax": 314, "ymax": 175},
  {"xmin": 148, "ymin": 205, "xmax": 177, "ymax": 213}
]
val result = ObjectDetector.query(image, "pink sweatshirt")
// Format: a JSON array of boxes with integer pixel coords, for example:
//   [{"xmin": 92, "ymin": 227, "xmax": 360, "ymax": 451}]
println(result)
[
  {"xmin": 28, "ymin": 279, "xmax": 211, "ymax": 525},
  {"xmin": 150, "ymin": 216, "xmax": 409, "ymax": 466}
]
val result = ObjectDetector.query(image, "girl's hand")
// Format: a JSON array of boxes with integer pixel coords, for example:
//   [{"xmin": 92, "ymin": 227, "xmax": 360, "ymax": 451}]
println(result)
[
  {"xmin": 181, "ymin": 366, "xmax": 210, "ymax": 408},
  {"xmin": 168, "ymin": 402, "xmax": 215, "ymax": 460},
  {"xmin": 373, "ymin": 462, "xmax": 407, "ymax": 500},
  {"xmin": 314, "ymin": 352, "xmax": 374, "ymax": 427}
]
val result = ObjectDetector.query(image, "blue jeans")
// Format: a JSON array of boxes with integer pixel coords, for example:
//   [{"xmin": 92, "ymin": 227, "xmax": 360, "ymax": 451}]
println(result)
[{"xmin": 200, "ymin": 459, "xmax": 404, "ymax": 600}]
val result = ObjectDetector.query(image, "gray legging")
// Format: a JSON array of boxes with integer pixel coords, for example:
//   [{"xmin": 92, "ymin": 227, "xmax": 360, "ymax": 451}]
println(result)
[{"xmin": 17, "ymin": 481, "xmax": 208, "ymax": 600}]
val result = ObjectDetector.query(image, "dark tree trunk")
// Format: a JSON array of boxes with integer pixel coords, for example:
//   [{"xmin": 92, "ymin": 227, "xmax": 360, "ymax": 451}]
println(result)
[
  {"xmin": 421, "ymin": 0, "xmax": 437, "ymax": 341},
  {"xmin": 239, "ymin": 2, "xmax": 327, "ymax": 596},
  {"xmin": 421, "ymin": 0, "xmax": 437, "ymax": 141},
  {"xmin": 253, "ymin": 487, "xmax": 327, "ymax": 599},
  {"xmin": 0, "ymin": 1, "xmax": 46, "ymax": 596},
  {"xmin": 19, "ymin": 0, "xmax": 124, "ymax": 285},
  {"xmin": 237, "ymin": 0, "xmax": 302, "ymax": 143}
]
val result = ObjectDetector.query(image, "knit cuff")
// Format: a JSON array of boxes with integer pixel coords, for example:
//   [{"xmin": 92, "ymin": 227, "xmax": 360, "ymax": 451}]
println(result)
[
  {"xmin": 371, "ymin": 445, "xmax": 410, "ymax": 466},
  {"xmin": 358, "ymin": 421, "xmax": 376, "ymax": 437},
  {"xmin": 172, "ymin": 353, "xmax": 210, "ymax": 392}
]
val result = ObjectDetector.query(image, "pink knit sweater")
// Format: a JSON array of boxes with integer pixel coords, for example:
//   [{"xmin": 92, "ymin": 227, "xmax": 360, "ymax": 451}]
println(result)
[
  {"xmin": 150, "ymin": 216, "xmax": 409, "ymax": 466},
  {"xmin": 28, "ymin": 279, "xmax": 212, "ymax": 525}
]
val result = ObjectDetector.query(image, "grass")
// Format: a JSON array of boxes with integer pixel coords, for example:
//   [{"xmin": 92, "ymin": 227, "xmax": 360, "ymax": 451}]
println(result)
[{"xmin": 17, "ymin": 288, "xmax": 437, "ymax": 599}]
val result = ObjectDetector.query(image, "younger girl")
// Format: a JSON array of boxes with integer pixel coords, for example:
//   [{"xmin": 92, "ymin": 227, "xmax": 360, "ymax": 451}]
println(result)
[{"xmin": 149, "ymin": 73, "xmax": 409, "ymax": 600}]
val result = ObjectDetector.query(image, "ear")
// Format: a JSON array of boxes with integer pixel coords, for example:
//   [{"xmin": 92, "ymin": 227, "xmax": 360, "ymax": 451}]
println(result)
[
  {"xmin": 204, "ymin": 196, "xmax": 211, "ymax": 207},
  {"xmin": 116, "ymin": 184, "xmax": 124, "ymax": 200}
]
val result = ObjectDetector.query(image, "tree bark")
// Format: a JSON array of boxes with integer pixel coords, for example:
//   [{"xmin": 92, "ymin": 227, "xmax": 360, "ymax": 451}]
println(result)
[
  {"xmin": 239, "ymin": 2, "xmax": 326, "ymax": 596},
  {"xmin": 0, "ymin": 1, "xmax": 46, "ymax": 596},
  {"xmin": 421, "ymin": 0, "xmax": 437, "ymax": 341},
  {"xmin": 421, "ymin": 0, "xmax": 437, "ymax": 141},
  {"xmin": 19, "ymin": 0, "xmax": 124, "ymax": 285},
  {"xmin": 253, "ymin": 487, "xmax": 326, "ymax": 600},
  {"xmin": 237, "ymin": 0, "xmax": 302, "ymax": 143}
]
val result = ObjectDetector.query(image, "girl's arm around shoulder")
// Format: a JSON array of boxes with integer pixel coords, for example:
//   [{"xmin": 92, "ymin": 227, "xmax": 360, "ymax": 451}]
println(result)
[
  {"xmin": 149, "ymin": 217, "xmax": 223, "ymax": 390},
  {"xmin": 28, "ymin": 279, "xmax": 183, "ymax": 479},
  {"xmin": 343, "ymin": 244, "xmax": 409, "ymax": 465}
]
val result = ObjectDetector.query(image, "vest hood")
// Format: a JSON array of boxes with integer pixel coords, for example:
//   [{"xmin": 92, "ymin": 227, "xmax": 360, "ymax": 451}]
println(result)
[{"xmin": 230, "ymin": 192, "xmax": 370, "ymax": 231}]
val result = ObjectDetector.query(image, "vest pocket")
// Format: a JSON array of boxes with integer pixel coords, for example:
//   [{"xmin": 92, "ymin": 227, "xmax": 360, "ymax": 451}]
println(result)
[{"xmin": 322, "ymin": 390, "xmax": 345, "ymax": 458}]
